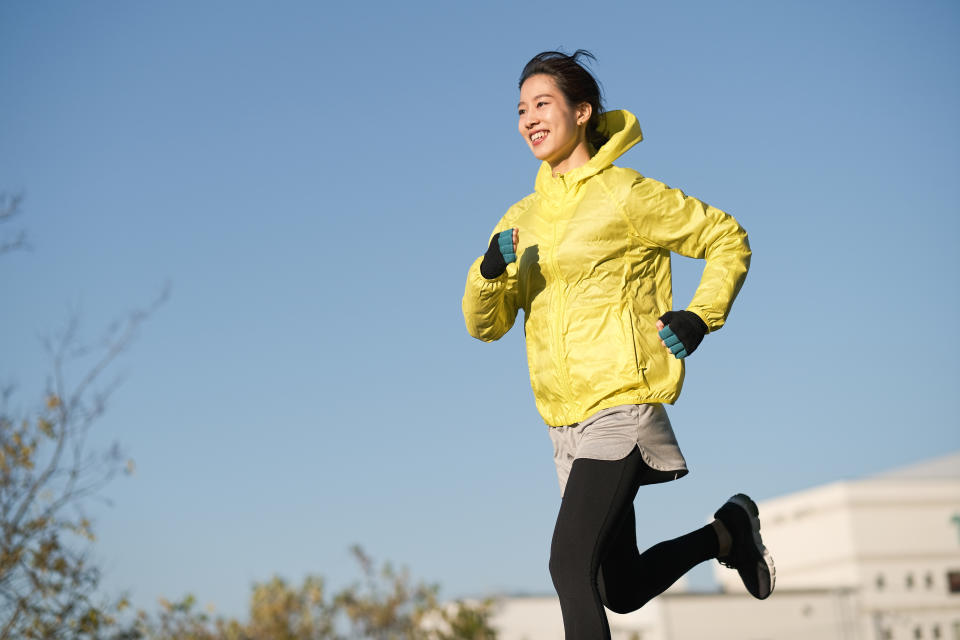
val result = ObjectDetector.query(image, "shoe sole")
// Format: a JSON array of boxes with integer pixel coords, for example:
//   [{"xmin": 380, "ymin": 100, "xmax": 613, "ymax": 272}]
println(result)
[{"xmin": 728, "ymin": 493, "xmax": 777, "ymax": 599}]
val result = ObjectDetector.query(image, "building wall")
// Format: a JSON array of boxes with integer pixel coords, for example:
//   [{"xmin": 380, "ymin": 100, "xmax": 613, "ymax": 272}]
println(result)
[
  {"xmin": 490, "ymin": 596, "xmax": 666, "ymax": 640},
  {"xmin": 716, "ymin": 461, "xmax": 960, "ymax": 640},
  {"xmin": 490, "ymin": 597, "xmax": 567, "ymax": 640},
  {"xmin": 660, "ymin": 590, "xmax": 862, "ymax": 640},
  {"xmin": 490, "ymin": 590, "xmax": 863, "ymax": 640}
]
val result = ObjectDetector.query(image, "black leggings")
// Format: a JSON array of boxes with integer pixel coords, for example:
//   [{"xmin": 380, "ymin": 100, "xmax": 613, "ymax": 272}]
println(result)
[{"xmin": 549, "ymin": 448, "xmax": 719, "ymax": 639}]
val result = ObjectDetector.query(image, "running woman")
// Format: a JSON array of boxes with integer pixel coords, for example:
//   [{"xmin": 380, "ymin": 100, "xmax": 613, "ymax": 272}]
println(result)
[{"xmin": 462, "ymin": 51, "xmax": 775, "ymax": 638}]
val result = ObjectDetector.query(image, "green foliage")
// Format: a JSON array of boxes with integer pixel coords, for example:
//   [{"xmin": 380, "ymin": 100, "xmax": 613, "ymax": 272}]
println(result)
[{"xmin": 133, "ymin": 548, "xmax": 499, "ymax": 640}]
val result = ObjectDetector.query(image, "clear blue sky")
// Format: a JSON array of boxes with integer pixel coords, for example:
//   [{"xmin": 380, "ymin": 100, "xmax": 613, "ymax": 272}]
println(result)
[{"xmin": 2, "ymin": 0, "xmax": 958, "ymax": 619}]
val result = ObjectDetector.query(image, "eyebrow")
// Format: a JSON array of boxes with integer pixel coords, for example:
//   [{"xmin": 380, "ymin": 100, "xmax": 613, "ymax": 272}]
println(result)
[{"xmin": 517, "ymin": 93, "xmax": 554, "ymax": 108}]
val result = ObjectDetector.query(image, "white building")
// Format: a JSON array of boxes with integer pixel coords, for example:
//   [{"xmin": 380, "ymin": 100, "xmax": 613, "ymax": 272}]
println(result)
[{"xmin": 490, "ymin": 451, "xmax": 960, "ymax": 640}]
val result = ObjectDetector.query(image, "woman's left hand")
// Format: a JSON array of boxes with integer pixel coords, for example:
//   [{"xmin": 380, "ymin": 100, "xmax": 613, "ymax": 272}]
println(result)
[{"xmin": 656, "ymin": 311, "xmax": 708, "ymax": 359}]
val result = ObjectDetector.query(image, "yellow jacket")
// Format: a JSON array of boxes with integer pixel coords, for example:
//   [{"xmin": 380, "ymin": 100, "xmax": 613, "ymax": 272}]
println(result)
[{"xmin": 463, "ymin": 110, "xmax": 750, "ymax": 427}]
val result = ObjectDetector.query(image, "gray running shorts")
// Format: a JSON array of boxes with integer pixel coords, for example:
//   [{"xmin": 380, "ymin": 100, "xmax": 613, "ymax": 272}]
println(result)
[{"xmin": 549, "ymin": 403, "xmax": 689, "ymax": 496}]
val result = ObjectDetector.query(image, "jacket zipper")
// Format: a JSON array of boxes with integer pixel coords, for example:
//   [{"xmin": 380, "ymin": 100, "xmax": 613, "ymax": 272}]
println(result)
[{"xmin": 548, "ymin": 189, "xmax": 575, "ymax": 413}]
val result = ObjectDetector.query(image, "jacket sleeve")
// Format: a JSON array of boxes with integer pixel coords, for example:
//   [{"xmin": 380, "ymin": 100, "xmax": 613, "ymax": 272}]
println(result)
[
  {"xmin": 622, "ymin": 176, "xmax": 751, "ymax": 332},
  {"xmin": 462, "ymin": 218, "xmax": 521, "ymax": 342}
]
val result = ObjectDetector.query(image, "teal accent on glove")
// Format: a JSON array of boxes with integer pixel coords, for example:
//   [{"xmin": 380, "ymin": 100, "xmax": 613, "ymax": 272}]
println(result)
[
  {"xmin": 497, "ymin": 230, "xmax": 516, "ymax": 263},
  {"xmin": 658, "ymin": 326, "xmax": 689, "ymax": 359}
]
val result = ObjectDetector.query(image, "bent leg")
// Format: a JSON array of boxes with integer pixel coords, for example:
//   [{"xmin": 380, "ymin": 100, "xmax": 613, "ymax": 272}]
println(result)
[
  {"xmin": 598, "ymin": 504, "xmax": 719, "ymax": 613},
  {"xmin": 550, "ymin": 448, "xmax": 725, "ymax": 637}
]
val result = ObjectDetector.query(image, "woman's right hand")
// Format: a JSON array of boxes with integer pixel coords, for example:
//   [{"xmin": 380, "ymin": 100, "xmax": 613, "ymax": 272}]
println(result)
[{"xmin": 480, "ymin": 228, "xmax": 519, "ymax": 279}]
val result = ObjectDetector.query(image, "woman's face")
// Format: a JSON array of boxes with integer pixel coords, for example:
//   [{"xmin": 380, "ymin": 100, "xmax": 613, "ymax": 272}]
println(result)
[{"xmin": 518, "ymin": 73, "xmax": 589, "ymax": 171}]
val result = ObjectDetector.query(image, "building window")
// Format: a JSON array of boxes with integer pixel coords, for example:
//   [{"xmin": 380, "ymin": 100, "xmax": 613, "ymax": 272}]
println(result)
[
  {"xmin": 948, "ymin": 570, "xmax": 960, "ymax": 594},
  {"xmin": 876, "ymin": 574, "xmax": 886, "ymax": 590},
  {"xmin": 908, "ymin": 573, "xmax": 916, "ymax": 589},
  {"xmin": 927, "ymin": 573, "xmax": 935, "ymax": 589},
  {"xmin": 880, "ymin": 628, "xmax": 891, "ymax": 640},
  {"xmin": 932, "ymin": 624, "xmax": 941, "ymax": 639},
  {"xmin": 914, "ymin": 626, "xmax": 922, "ymax": 639}
]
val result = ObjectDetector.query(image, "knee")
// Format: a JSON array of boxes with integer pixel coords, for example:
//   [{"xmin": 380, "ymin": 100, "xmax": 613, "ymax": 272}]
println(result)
[
  {"xmin": 597, "ymin": 566, "xmax": 650, "ymax": 614},
  {"xmin": 549, "ymin": 543, "xmax": 589, "ymax": 594},
  {"xmin": 602, "ymin": 593, "xmax": 648, "ymax": 615},
  {"xmin": 548, "ymin": 545, "xmax": 570, "ymax": 588}
]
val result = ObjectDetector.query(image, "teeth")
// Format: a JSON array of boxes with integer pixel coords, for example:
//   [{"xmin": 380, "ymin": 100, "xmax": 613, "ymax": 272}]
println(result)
[{"xmin": 531, "ymin": 131, "xmax": 546, "ymax": 142}]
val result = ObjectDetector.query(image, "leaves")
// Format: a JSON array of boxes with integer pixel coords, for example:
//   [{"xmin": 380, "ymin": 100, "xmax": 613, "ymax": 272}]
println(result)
[
  {"xmin": 37, "ymin": 419, "xmax": 55, "ymax": 439},
  {"xmin": 133, "ymin": 548, "xmax": 499, "ymax": 640}
]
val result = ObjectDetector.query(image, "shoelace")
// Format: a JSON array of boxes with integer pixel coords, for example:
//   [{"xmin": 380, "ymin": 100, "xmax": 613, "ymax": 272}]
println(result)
[{"xmin": 717, "ymin": 543, "xmax": 741, "ymax": 570}]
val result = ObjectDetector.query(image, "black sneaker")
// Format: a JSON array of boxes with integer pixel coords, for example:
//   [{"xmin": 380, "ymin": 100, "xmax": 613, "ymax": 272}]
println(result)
[{"xmin": 714, "ymin": 493, "xmax": 776, "ymax": 599}]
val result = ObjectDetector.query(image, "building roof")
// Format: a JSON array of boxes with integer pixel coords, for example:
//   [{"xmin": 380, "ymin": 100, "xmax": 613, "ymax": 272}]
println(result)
[{"xmin": 870, "ymin": 450, "xmax": 960, "ymax": 480}]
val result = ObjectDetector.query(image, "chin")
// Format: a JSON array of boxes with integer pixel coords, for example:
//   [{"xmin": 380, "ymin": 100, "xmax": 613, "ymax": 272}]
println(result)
[{"xmin": 530, "ymin": 147, "xmax": 552, "ymax": 162}]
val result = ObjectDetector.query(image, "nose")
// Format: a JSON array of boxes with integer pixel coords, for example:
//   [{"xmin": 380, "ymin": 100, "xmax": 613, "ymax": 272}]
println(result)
[{"xmin": 521, "ymin": 113, "xmax": 539, "ymax": 129}]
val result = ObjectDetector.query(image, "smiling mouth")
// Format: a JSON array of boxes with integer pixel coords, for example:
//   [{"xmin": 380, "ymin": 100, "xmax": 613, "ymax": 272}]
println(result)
[{"xmin": 530, "ymin": 131, "xmax": 547, "ymax": 145}]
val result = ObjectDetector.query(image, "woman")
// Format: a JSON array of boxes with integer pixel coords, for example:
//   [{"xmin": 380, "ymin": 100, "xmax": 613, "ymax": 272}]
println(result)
[{"xmin": 462, "ymin": 50, "xmax": 775, "ymax": 638}]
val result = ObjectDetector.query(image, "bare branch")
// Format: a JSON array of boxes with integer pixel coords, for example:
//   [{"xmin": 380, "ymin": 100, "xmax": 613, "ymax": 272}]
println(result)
[
  {"xmin": 0, "ymin": 193, "xmax": 27, "ymax": 256},
  {"xmin": 0, "ymin": 193, "xmax": 23, "ymax": 222},
  {"xmin": 1, "ymin": 280, "xmax": 169, "ymax": 639},
  {"xmin": 69, "ymin": 282, "xmax": 170, "ymax": 407}
]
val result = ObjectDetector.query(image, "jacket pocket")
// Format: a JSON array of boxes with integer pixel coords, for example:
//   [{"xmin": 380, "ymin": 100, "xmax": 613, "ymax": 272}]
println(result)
[{"xmin": 623, "ymin": 307, "xmax": 650, "ymax": 389}]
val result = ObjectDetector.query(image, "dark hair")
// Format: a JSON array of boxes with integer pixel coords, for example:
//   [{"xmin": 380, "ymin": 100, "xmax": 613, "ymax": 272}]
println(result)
[{"xmin": 519, "ymin": 50, "xmax": 608, "ymax": 150}]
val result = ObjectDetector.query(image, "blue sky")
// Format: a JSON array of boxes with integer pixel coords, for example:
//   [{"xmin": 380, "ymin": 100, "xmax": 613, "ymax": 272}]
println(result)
[{"xmin": 2, "ymin": 0, "xmax": 958, "ymax": 619}]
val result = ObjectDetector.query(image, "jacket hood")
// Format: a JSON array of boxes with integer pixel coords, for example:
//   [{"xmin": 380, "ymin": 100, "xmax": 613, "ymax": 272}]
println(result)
[{"xmin": 535, "ymin": 109, "xmax": 643, "ymax": 194}]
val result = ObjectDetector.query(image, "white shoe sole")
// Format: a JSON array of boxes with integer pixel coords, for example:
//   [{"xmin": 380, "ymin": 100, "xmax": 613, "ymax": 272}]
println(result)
[{"xmin": 729, "ymin": 493, "xmax": 777, "ymax": 599}]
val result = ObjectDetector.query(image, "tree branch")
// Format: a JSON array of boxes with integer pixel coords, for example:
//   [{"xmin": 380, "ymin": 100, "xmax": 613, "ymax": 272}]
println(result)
[{"xmin": 0, "ymin": 193, "xmax": 27, "ymax": 256}]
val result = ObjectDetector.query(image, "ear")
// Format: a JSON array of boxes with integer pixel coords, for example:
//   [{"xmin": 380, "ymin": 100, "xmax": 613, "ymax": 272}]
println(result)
[{"xmin": 576, "ymin": 102, "xmax": 593, "ymax": 127}]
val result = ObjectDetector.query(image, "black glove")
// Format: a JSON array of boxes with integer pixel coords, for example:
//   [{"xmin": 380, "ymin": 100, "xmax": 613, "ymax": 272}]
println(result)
[
  {"xmin": 479, "ymin": 230, "xmax": 516, "ymax": 280},
  {"xmin": 657, "ymin": 310, "xmax": 708, "ymax": 359}
]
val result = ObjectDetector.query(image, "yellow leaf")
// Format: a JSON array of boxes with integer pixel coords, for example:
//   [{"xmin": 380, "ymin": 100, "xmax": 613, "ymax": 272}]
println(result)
[
  {"xmin": 37, "ymin": 419, "xmax": 55, "ymax": 438},
  {"xmin": 46, "ymin": 395, "xmax": 60, "ymax": 409}
]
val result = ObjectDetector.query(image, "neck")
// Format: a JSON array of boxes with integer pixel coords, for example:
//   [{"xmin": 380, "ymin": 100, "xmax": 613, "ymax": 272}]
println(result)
[{"xmin": 550, "ymin": 139, "xmax": 592, "ymax": 176}]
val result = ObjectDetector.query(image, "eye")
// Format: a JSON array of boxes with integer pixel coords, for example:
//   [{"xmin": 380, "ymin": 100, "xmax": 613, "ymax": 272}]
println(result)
[
  {"xmin": 536, "ymin": 101, "xmax": 547, "ymax": 108},
  {"xmin": 518, "ymin": 108, "xmax": 526, "ymax": 116}
]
